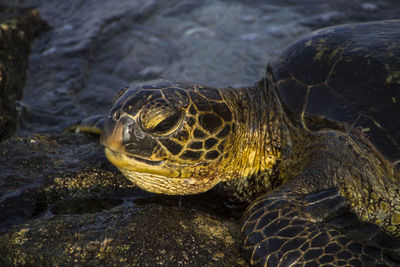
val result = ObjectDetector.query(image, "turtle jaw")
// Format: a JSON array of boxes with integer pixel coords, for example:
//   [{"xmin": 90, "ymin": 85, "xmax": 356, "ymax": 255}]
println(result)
[
  {"xmin": 100, "ymin": 116, "xmax": 221, "ymax": 195},
  {"xmin": 103, "ymin": 147, "xmax": 219, "ymax": 195},
  {"xmin": 100, "ymin": 116, "xmax": 180, "ymax": 178},
  {"xmin": 103, "ymin": 147, "xmax": 178, "ymax": 178}
]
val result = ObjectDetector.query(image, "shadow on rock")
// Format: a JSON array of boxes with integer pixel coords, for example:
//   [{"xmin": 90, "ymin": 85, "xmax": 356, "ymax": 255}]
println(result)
[{"xmin": 0, "ymin": 133, "xmax": 247, "ymax": 266}]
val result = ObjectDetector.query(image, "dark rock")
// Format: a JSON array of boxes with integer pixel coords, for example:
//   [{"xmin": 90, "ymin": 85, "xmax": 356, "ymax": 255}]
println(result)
[
  {"xmin": 0, "ymin": 204, "xmax": 246, "ymax": 266},
  {"xmin": 0, "ymin": 133, "xmax": 128, "ymax": 230},
  {"xmin": 0, "ymin": 7, "xmax": 47, "ymax": 141},
  {"xmin": 0, "ymin": 133, "xmax": 247, "ymax": 266}
]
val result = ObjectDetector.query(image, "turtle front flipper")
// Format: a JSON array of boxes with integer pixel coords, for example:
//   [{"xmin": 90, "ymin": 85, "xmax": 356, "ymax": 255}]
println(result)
[
  {"xmin": 67, "ymin": 115, "xmax": 105, "ymax": 135},
  {"xmin": 242, "ymin": 188, "xmax": 400, "ymax": 266}
]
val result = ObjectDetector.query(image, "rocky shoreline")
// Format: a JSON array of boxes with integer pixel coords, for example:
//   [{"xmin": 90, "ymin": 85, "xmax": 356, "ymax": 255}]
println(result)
[
  {"xmin": 1, "ymin": 1, "xmax": 400, "ymax": 266},
  {"xmin": 0, "ymin": 5, "xmax": 247, "ymax": 266},
  {"xmin": 0, "ymin": 132, "xmax": 247, "ymax": 266}
]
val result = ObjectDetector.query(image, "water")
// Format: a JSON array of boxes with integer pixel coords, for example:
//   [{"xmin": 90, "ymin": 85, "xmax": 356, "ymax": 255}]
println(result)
[{"xmin": 10, "ymin": 0, "xmax": 400, "ymax": 134}]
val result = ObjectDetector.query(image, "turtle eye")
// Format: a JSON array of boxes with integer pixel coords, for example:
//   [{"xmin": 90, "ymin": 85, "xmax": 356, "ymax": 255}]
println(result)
[{"xmin": 140, "ymin": 103, "xmax": 183, "ymax": 136}]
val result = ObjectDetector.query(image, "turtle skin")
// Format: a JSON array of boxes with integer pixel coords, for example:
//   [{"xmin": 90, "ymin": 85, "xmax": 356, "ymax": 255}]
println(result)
[
  {"xmin": 76, "ymin": 20, "xmax": 400, "ymax": 266},
  {"xmin": 242, "ymin": 20, "xmax": 400, "ymax": 266}
]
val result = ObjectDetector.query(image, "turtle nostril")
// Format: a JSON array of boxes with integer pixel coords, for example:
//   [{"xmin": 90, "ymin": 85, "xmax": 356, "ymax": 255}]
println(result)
[{"xmin": 111, "ymin": 110, "xmax": 121, "ymax": 121}]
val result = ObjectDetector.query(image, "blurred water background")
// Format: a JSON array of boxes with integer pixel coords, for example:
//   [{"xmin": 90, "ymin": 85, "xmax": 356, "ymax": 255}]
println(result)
[{"xmin": 4, "ymin": 0, "xmax": 399, "ymax": 134}]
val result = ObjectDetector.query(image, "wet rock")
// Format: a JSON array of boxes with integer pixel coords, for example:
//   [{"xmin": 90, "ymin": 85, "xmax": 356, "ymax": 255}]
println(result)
[
  {"xmin": 0, "ymin": 133, "xmax": 127, "ymax": 230},
  {"xmin": 0, "ymin": 204, "xmax": 245, "ymax": 266},
  {"xmin": 0, "ymin": 133, "xmax": 247, "ymax": 266},
  {"xmin": 0, "ymin": 7, "xmax": 47, "ymax": 141}
]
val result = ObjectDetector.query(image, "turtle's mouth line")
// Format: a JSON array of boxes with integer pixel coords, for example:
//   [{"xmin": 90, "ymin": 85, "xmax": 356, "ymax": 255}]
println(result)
[
  {"xmin": 103, "ymin": 147, "xmax": 182, "ymax": 179},
  {"xmin": 103, "ymin": 147, "xmax": 162, "ymax": 166}
]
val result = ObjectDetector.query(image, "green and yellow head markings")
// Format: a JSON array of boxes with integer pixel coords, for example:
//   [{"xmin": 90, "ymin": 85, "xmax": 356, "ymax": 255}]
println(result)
[{"xmin": 100, "ymin": 79, "xmax": 278, "ymax": 195}]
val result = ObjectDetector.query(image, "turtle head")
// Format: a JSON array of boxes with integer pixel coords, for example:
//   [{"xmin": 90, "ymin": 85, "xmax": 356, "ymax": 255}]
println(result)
[{"xmin": 101, "ymin": 79, "xmax": 279, "ymax": 195}]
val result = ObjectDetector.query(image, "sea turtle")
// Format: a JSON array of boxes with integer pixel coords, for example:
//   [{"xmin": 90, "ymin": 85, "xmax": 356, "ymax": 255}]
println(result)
[{"xmin": 77, "ymin": 20, "xmax": 400, "ymax": 266}]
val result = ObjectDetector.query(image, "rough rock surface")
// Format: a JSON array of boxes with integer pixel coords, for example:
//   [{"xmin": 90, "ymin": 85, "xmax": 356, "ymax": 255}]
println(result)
[
  {"xmin": 0, "ymin": 133, "xmax": 247, "ymax": 266},
  {"xmin": 0, "ymin": 7, "xmax": 47, "ymax": 141},
  {"xmin": 1, "ymin": 204, "xmax": 244, "ymax": 266}
]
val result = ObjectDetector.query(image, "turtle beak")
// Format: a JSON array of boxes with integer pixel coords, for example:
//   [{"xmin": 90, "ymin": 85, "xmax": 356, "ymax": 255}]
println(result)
[
  {"xmin": 100, "ymin": 114, "xmax": 158, "ymax": 158},
  {"xmin": 100, "ymin": 116, "xmax": 128, "ymax": 153}
]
